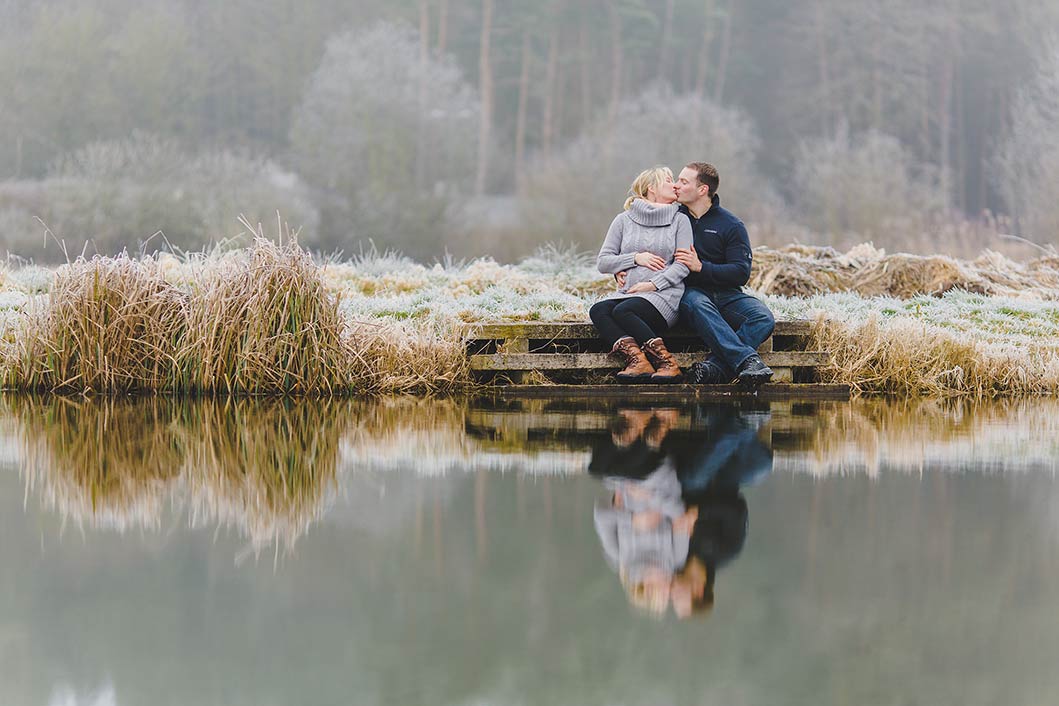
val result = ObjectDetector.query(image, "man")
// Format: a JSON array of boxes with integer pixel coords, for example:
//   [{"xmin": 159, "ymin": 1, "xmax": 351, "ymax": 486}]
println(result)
[{"xmin": 671, "ymin": 162, "xmax": 775, "ymax": 385}]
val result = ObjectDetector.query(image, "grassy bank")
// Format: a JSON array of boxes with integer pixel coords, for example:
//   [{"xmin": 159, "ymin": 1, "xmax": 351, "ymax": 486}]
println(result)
[{"xmin": 2, "ymin": 239, "xmax": 1059, "ymax": 396}]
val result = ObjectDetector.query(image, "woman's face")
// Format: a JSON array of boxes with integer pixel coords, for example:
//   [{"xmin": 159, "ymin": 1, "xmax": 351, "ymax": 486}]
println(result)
[{"xmin": 648, "ymin": 174, "xmax": 677, "ymax": 205}]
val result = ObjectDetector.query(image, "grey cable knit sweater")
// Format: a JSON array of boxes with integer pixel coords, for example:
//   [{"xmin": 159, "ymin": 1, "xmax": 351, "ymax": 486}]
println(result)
[{"xmin": 596, "ymin": 200, "xmax": 693, "ymax": 326}]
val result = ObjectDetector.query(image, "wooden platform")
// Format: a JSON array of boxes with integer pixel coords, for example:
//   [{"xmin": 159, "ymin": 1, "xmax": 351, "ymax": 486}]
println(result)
[
  {"xmin": 464, "ymin": 397, "xmax": 833, "ymax": 453},
  {"xmin": 466, "ymin": 320, "xmax": 839, "ymax": 396},
  {"xmin": 481, "ymin": 383, "xmax": 850, "ymax": 401}
]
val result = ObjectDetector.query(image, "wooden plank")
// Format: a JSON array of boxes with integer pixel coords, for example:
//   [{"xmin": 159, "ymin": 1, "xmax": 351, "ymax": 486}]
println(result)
[
  {"xmin": 469, "ymin": 320, "xmax": 813, "ymax": 340},
  {"xmin": 466, "ymin": 409, "xmax": 820, "ymax": 434},
  {"xmin": 469, "ymin": 351, "xmax": 827, "ymax": 371},
  {"xmin": 771, "ymin": 367, "xmax": 793, "ymax": 383},
  {"xmin": 483, "ymin": 383, "xmax": 850, "ymax": 401}
]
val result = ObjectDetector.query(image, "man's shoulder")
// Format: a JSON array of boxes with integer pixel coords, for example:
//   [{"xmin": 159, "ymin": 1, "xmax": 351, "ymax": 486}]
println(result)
[{"xmin": 713, "ymin": 205, "xmax": 745, "ymax": 229}]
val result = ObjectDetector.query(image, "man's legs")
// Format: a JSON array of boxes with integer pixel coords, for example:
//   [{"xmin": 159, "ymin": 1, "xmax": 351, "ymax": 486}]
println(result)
[
  {"xmin": 679, "ymin": 288, "xmax": 761, "ymax": 374},
  {"xmin": 705, "ymin": 291, "xmax": 776, "ymax": 376}
]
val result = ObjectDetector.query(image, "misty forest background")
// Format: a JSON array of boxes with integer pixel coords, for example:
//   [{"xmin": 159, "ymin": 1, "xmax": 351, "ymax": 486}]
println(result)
[{"xmin": 2, "ymin": 0, "xmax": 1059, "ymax": 263}]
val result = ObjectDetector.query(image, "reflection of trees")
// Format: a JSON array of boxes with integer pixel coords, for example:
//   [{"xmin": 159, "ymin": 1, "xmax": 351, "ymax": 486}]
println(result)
[{"xmin": 9, "ymin": 395, "xmax": 349, "ymax": 553}]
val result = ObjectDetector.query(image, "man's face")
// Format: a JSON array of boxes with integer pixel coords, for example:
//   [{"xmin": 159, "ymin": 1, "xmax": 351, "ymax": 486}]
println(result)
[{"xmin": 675, "ymin": 167, "xmax": 707, "ymax": 205}]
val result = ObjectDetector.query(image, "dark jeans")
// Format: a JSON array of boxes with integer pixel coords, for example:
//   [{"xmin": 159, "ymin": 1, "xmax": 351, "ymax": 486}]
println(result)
[
  {"xmin": 679, "ymin": 288, "xmax": 775, "ymax": 374},
  {"xmin": 590, "ymin": 297, "xmax": 668, "ymax": 348}
]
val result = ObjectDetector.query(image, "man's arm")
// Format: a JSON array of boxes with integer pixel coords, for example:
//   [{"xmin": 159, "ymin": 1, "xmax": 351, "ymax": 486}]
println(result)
[{"xmin": 689, "ymin": 223, "xmax": 752, "ymax": 289}]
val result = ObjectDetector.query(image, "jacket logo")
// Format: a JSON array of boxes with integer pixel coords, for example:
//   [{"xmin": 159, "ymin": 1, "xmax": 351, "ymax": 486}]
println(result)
[{"xmin": 705, "ymin": 229, "xmax": 718, "ymax": 233}]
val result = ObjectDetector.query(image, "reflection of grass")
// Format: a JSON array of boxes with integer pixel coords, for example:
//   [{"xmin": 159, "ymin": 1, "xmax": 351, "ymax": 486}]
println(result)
[
  {"xmin": 181, "ymin": 398, "xmax": 347, "ymax": 555},
  {"xmin": 9, "ymin": 395, "xmax": 350, "ymax": 552},
  {"xmin": 778, "ymin": 397, "xmax": 1059, "ymax": 476},
  {"xmin": 13, "ymin": 395, "xmax": 185, "ymax": 531}
]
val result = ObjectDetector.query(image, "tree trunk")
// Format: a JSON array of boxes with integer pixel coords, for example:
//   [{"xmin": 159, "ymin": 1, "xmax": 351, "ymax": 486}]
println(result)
[
  {"xmin": 694, "ymin": 0, "xmax": 716, "ymax": 98},
  {"xmin": 659, "ymin": 0, "xmax": 676, "ymax": 79},
  {"xmin": 514, "ymin": 28, "xmax": 531, "ymax": 192},
  {"xmin": 813, "ymin": 0, "xmax": 833, "ymax": 136},
  {"xmin": 712, "ymin": 0, "xmax": 733, "ymax": 102},
  {"xmin": 608, "ymin": 1, "xmax": 623, "ymax": 124},
  {"xmin": 417, "ymin": 0, "xmax": 430, "ymax": 189},
  {"xmin": 937, "ymin": 35, "xmax": 955, "ymax": 211},
  {"xmin": 954, "ymin": 61, "xmax": 967, "ymax": 213},
  {"xmin": 579, "ymin": 8, "xmax": 592, "ymax": 127},
  {"xmin": 475, "ymin": 0, "xmax": 494, "ymax": 195},
  {"xmin": 437, "ymin": 0, "xmax": 449, "ymax": 55},
  {"xmin": 542, "ymin": 21, "xmax": 560, "ymax": 155}
]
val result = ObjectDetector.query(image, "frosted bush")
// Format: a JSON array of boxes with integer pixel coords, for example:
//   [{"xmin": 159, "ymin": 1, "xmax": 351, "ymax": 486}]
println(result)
[
  {"xmin": 290, "ymin": 22, "xmax": 479, "ymax": 258},
  {"xmin": 995, "ymin": 40, "xmax": 1059, "ymax": 243},
  {"xmin": 0, "ymin": 133, "xmax": 319, "ymax": 262},
  {"xmin": 792, "ymin": 125, "xmax": 949, "ymax": 246}
]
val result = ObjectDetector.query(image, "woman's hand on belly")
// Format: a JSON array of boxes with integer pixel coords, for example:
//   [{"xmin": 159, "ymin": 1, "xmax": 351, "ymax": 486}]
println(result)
[
  {"xmin": 627, "ymin": 281, "xmax": 657, "ymax": 294},
  {"xmin": 634, "ymin": 251, "xmax": 666, "ymax": 270}
]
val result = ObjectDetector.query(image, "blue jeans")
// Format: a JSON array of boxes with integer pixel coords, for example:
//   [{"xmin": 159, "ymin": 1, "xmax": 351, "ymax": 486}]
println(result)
[{"xmin": 679, "ymin": 288, "xmax": 775, "ymax": 374}]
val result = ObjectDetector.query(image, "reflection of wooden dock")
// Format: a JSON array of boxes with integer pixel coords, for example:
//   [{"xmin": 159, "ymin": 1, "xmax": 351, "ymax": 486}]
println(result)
[
  {"xmin": 465, "ymin": 398, "xmax": 825, "ymax": 452},
  {"xmin": 466, "ymin": 321, "xmax": 848, "ymax": 398},
  {"xmin": 480, "ymin": 383, "xmax": 850, "ymax": 400}
]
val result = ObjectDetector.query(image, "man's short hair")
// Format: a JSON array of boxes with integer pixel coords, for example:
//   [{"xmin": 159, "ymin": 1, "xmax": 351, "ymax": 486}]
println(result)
[{"xmin": 685, "ymin": 162, "xmax": 719, "ymax": 196}]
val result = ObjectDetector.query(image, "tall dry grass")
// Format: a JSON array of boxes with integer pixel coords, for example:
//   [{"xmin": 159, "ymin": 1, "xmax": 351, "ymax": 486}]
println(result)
[
  {"xmin": 178, "ymin": 220, "xmax": 353, "ymax": 394},
  {"xmin": 0, "ymin": 224, "xmax": 471, "ymax": 395},
  {"xmin": 5, "ymin": 254, "xmax": 187, "ymax": 393},
  {"xmin": 809, "ymin": 313, "xmax": 1059, "ymax": 396}
]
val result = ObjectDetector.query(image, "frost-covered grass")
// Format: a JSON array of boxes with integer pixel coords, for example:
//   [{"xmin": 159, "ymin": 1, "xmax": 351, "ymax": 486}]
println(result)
[{"xmin": 2, "ymin": 242, "xmax": 1059, "ymax": 395}]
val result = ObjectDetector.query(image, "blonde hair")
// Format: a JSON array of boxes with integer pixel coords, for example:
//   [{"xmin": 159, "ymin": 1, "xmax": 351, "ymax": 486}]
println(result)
[{"xmin": 623, "ymin": 166, "xmax": 674, "ymax": 210}]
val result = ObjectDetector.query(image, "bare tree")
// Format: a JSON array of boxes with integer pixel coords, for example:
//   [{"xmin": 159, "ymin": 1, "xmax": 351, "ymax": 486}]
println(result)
[{"xmin": 996, "ymin": 38, "xmax": 1059, "ymax": 242}]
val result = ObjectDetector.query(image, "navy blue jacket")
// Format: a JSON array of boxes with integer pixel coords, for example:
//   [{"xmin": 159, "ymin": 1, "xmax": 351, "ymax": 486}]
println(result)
[{"xmin": 679, "ymin": 195, "xmax": 753, "ymax": 291}]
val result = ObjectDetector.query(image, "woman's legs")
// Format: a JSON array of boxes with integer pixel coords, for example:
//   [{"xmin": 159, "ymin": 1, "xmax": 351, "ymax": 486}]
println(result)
[
  {"xmin": 610, "ymin": 298, "xmax": 669, "ymax": 344},
  {"xmin": 592, "ymin": 298, "xmax": 670, "ymax": 380},
  {"xmin": 589, "ymin": 300, "xmax": 627, "ymax": 348}
]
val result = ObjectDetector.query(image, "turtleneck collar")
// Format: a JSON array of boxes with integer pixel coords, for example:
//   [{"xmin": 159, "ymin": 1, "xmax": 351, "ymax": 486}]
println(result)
[{"xmin": 627, "ymin": 199, "xmax": 680, "ymax": 227}]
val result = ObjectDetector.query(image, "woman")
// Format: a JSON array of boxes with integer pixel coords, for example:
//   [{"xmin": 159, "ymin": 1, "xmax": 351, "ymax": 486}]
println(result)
[{"xmin": 591, "ymin": 167, "xmax": 693, "ymax": 381}]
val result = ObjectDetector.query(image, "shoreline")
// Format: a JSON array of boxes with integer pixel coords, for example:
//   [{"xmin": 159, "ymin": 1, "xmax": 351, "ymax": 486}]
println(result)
[{"xmin": 1, "ymin": 239, "xmax": 1058, "ymax": 397}]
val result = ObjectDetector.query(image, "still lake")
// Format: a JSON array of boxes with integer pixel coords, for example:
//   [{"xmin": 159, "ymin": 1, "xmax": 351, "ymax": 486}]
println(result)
[{"xmin": 1, "ymin": 394, "xmax": 1058, "ymax": 706}]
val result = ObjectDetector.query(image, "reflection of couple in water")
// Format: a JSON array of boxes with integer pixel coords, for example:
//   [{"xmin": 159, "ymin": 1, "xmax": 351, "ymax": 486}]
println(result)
[{"xmin": 592, "ymin": 405, "xmax": 773, "ymax": 618}]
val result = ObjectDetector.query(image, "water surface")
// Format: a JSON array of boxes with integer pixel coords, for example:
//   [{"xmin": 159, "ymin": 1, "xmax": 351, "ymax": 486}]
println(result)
[{"xmin": 2, "ymin": 395, "xmax": 1058, "ymax": 705}]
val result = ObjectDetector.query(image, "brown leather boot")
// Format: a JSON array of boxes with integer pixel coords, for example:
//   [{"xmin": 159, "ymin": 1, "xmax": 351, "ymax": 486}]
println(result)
[
  {"xmin": 643, "ymin": 338, "xmax": 683, "ymax": 382},
  {"xmin": 611, "ymin": 336, "xmax": 655, "ymax": 381}
]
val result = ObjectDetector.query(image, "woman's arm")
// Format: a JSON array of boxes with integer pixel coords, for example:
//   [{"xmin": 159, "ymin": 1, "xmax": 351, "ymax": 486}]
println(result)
[
  {"xmin": 648, "ymin": 216, "xmax": 692, "ymax": 290},
  {"xmin": 597, "ymin": 213, "xmax": 637, "ymax": 274}
]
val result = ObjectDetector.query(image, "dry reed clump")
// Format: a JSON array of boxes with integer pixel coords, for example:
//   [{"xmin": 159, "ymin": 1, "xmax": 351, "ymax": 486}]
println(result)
[
  {"xmin": 181, "ymin": 397, "xmax": 347, "ymax": 554},
  {"xmin": 4, "ymin": 255, "xmax": 187, "ymax": 393},
  {"xmin": 179, "ymin": 225, "xmax": 353, "ymax": 395},
  {"xmin": 809, "ymin": 313, "xmax": 1059, "ymax": 396},
  {"xmin": 12, "ymin": 395, "xmax": 185, "ymax": 530},
  {"xmin": 750, "ymin": 243, "xmax": 1059, "ymax": 299}
]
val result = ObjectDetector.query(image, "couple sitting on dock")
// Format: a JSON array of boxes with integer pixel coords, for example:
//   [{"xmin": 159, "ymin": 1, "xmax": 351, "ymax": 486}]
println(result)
[{"xmin": 590, "ymin": 162, "xmax": 776, "ymax": 385}]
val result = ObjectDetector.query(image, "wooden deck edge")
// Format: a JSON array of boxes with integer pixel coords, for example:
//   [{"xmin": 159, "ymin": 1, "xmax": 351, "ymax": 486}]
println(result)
[
  {"xmin": 479, "ymin": 383, "xmax": 851, "ymax": 401},
  {"xmin": 469, "ymin": 351, "xmax": 826, "ymax": 371},
  {"xmin": 466, "ymin": 319, "xmax": 813, "ymax": 340}
]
